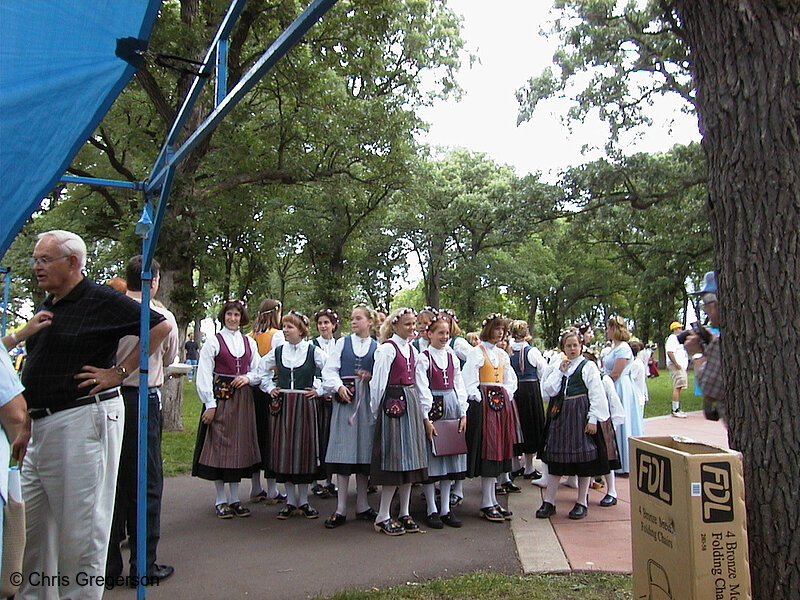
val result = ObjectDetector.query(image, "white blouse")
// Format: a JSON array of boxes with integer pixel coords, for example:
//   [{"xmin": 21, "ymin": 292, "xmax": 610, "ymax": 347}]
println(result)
[
  {"xmin": 257, "ymin": 340, "xmax": 326, "ymax": 395},
  {"xmin": 196, "ymin": 328, "xmax": 261, "ymax": 409},
  {"xmin": 462, "ymin": 341, "xmax": 518, "ymax": 401},
  {"xmin": 369, "ymin": 334, "xmax": 417, "ymax": 415},
  {"xmin": 322, "ymin": 333, "xmax": 374, "ymax": 393},
  {"xmin": 509, "ymin": 340, "xmax": 547, "ymax": 378},
  {"xmin": 542, "ymin": 357, "xmax": 609, "ymax": 424},
  {"xmin": 314, "ymin": 335, "xmax": 336, "ymax": 356},
  {"xmin": 450, "ymin": 336, "xmax": 473, "ymax": 363},
  {"xmin": 414, "ymin": 345, "xmax": 468, "ymax": 418}
]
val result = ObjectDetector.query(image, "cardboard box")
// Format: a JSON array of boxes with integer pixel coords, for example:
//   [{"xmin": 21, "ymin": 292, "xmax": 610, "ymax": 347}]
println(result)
[{"xmin": 630, "ymin": 436, "xmax": 751, "ymax": 600}]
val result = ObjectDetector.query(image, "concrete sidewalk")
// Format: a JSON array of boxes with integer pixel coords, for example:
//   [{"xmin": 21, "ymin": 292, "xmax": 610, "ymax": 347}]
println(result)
[{"xmin": 510, "ymin": 411, "xmax": 730, "ymax": 574}]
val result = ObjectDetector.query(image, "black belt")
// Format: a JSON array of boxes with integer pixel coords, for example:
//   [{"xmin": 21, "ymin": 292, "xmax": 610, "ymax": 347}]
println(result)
[{"xmin": 29, "ymin": 387, "xmax": 122, "ymax": 420}]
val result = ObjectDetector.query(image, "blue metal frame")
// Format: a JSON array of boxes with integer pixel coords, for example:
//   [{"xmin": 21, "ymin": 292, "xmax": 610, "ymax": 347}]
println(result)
[{"xmin": 60, "ymin": 175, "xmax": 144, "ymax": 191}]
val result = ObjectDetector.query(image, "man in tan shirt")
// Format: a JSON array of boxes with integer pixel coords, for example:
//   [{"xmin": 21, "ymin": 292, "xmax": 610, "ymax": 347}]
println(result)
[{"xmin": 106, "ymin": 256, "xmax": 178, "ymax": 587}]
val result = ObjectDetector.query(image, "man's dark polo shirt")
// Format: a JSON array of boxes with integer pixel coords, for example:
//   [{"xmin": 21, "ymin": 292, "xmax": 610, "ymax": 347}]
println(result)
[{"xmin": 22, "ymin": 278, "xmax": 165, "ymax": 411}]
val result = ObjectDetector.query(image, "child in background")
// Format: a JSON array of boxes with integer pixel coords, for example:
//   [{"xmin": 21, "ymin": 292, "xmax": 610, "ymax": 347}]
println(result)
[
  {"xmin": 412, "ymin": 307, "xmax": 438, "ymax": 352},
  {"xmin": 369, "ymin": 308, "xmax": 428, "ymax": 536},
  {"xmin": 311, "ymin": 308, "xmax": 338, "ymax": 499},
  {"xmin": 415, "ymin": 315, "xmax": 468, "ymax": 528}
]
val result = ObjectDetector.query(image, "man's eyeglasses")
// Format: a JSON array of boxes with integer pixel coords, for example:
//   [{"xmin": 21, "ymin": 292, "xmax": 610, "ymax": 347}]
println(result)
[{"xmin": 29, "ymin": 255, "xmax": 70, "ymax": 268}]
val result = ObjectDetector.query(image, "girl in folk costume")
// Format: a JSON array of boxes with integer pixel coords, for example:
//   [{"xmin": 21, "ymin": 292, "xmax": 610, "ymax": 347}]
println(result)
[
  {"xmin": 192, "ymin": 301, "xmax": 262, "ymax": 519},
  {"xmin": 536, "ymin": 329, "xmax": 610, "ymax": 521},
  {"xmin": 415, "ymin": 315, "xmax": 468, "ymax": 529},
  {"xmin": 321, "ymin": 305, "xmax": 378, "ymax": 528},
  {"xmin": 462, "ymin": 314, "xmax": 521, "ymax": 523},
  {"xmin": 311, "ymin": 308, "xmax": 339, "ymax": 499},
  {"xmin": 248, "ymin": 299, "xmax": 285, "ymax": 504},
  {"xmin": 369, "ymin": 308, "xmax": 428, "ymax": 536},
  {"xmin": 603, "ymin": 315, "xmax": 642, "ymax": 474},
  {"xmin": 412, "ymin": 307, "xmax": 437, "ymax": 352},
  {"xmin": 508, "ymin": 320, "xmax": 547, "ymax": 481},
  {"xmin": 258, "ymin": 311, "xmax": 327, "ymax": 519}
]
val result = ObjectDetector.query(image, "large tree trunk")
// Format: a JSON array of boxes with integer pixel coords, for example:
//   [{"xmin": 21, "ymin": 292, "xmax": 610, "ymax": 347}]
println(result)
[{"xmin": 674, "ymin": 2, "xmax": 800, "ymax": 596}]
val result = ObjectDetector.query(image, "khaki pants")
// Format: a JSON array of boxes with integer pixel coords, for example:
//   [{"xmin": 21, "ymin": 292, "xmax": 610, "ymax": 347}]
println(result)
[{"xmin": 19, "ymin": 397, "xmax": 124, "ymax": 600}]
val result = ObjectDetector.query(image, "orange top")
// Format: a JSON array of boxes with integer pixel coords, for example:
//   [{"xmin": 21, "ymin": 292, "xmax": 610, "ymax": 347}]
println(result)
[
  {"xmin": 479, "ymin": 345, "xmax": 503, "ymax": 383},
  {"xmin": 250, "ymin": 328, "xmax": 277, "ymax": 357}
]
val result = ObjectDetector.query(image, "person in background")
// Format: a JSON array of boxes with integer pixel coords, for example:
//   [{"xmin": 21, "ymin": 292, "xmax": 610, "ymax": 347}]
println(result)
[
  {"xmin": 106, "ymin": 256, "xmax": 178, "ymax": 586},
  {"xmin": 665, "ymin": 321, "xmax": 689, "ymax": 417},
  {"xmin": 311, "ymin": 308, "xmax": 338, "ymax": 499},
  {"xmin": 184, "ymin": 332, "xmax": 200, "ymax": 382}
]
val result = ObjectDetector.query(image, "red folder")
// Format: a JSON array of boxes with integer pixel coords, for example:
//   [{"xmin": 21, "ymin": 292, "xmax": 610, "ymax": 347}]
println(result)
[{"xmin": 431, "ymin": 418, "xmax": 467, "ymax": 457}]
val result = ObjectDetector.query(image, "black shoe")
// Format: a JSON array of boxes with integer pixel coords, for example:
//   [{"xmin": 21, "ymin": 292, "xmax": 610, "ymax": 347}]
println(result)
[
  {"xmin": 568, "ymin": 503, "xmax": 588, "ymax": 520},
  {"xmin": 398, "ymin": 514, "xmax": 420, "ymax": 533},
  {"xmin": 501, "ymin": 481, "xmax": 522, "ymax": 494},
  {"xmin": 495, "ymin": 484, "xmax": 507, "ymax": 495},
  {"xmin": 312, "ymin": 483, "xmax": 330, "ymax": 498},
  {"xmin": 215, "ymin": 503, "xmax": 234, "ymax": 519},
  {"xmin": 479, "ymin": 506, "xmax": 505, "ymax": 522},
  {"xmin": 509, "ymin": 467, "xmax": 525, "ymax": 480},
  {"xmin": 374, "ymin": 518, "xmax": 405, "ymax": 536},
  {"xmin": 440, "ymin": 513, "xmax": 463, "ymax": 528},
  {"xmin": 449, "ymin": 493, "xmax": 463, "ymax": 507},
  {"xmin": 297, "ymin": 503, "xmax": 320, "ymax": 519},
  {"xmin": 599, "ymin": 494, "xmax": 617, "ymax": 507},
  {"xmin": 277, "ymin": 504, "xmax": 297, "ymax": 519},
  {"xmin": 535, "ymin": 502, "xmax": 556, "ymax": 519},
  {"xmin": 129, "ymin": 564, "xmax": 174, "ymax": 588},
  {"xmin": 355, "ymin": 507, "xmax": 378, "ymax": 520},
  {"xmin": 523, "ymin": 469, "xmax": 543, "ymax": 480},
  {"xmin": 264, "ymin": 492, "xmax": 287, "ymax": 505},
  {"xmin": 229, "ymin": 502, "xmax": 251, "ymax": 517},
  {"xmin": 494, "ymin": 504, "xmax": 513, "ymax": 520},
  {"xmin": 426, "ymin": 512, "xmax": 443, "ymax": 529},
  {"xmin": 324, "ymin": 513, "xmax": 347, "ymax": 528}
]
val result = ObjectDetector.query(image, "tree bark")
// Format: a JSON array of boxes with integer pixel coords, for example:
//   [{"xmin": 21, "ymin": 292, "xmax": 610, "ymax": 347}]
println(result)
[{"xmin": 674, "ymin": 2, "xmax": 800, "ymax": 596}]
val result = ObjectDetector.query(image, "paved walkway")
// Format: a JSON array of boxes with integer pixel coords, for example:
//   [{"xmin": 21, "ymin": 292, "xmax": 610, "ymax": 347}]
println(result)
[
  {"xmin": 510, "ymin": 411, "xmax": 730, "ymax": 574},
  {"xmin": 105, "ymin": 412, "xmax": 728, "ymax": 598}
]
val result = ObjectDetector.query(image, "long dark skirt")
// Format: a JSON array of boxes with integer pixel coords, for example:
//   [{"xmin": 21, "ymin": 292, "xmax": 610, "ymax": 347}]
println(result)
[
  {"xmin": 465, "ymin": 399, "xmax": 511, "ymax": 478},
  {"xmin": 541, "ymin": 393, "xmax": 610, "ymax": 477},
  {"xmin": 316, "ymin": 394, "xmax": 334, "ymax": 476},
  {"xmin": 252, "ymin": 386, "xmax": 273, "ymax": 476},
  {"xmin": 269, "ymin": 391, "xmax": 322, "ymax": 484},
  {"xmin": 513, "ymin": 379, "xmax": 546, "ymax": 455},
  {"xmin": 192, "ymin": 385, "xmax": 261, "ymax": 483},
  {"xmin": 370, "ymin": 384, "xmax": 428, "ymax": 486}
]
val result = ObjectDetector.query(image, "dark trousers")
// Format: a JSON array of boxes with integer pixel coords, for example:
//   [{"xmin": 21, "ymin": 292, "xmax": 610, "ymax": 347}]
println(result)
[{"xmin": 107, "ymin": 386, "xmax": 164, "ymax": 576}]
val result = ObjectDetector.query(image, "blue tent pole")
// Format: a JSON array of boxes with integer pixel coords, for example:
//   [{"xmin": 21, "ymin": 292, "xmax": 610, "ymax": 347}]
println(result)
[{"xmin": 1, "ymin": 267, "xmax": 10, "ymax": 336}]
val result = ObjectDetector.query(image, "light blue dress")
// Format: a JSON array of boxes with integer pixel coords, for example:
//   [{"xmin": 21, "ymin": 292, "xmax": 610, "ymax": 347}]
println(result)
[
  {"xmin": 0, "ymin": 350, "xmax": 25, "ymax": 567},
  {"xmin": 603, "ymin": 342, "xmax": 643, "ymax": 473}
]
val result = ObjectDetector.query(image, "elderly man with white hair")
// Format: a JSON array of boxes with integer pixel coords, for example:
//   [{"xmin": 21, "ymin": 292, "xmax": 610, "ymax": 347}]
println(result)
[{"xmin": 18, "ymin": 230, "xmax": 172, "ymax": 600}]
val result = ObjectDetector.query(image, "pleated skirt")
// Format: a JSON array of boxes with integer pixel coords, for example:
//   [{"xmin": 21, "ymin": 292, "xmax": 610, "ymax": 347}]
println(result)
[
  {"xmin": 269, "ymin": 391, "xmax": 321, "ymax": 484},
  {"xmin": 513, "ymin": 379, "xmax": 546, "ymax": 455},
  {"xmin": 541, "ymin": 393, "xmax": 610, "ymax": 477},
  {"xmin": 370, "ymin": 384, "xmax": 428, "ymax": 485},
  {"xmin": 192, "ymin": 385, "xmax": 261, "ymax": 483},
  {"xmin": 465, "ymin": 385, "xmax": 520, "ymax": 478},
  {"xmin": 325, "ymin": 378, "xmax": 374, "ymax": 476},
  {"xmin": 316, "ymin": 393, "xmax": 334, "ymax": 474},
  {"xmin": 425, "ymin": 390, "xmax": 467, "ymax": 482}
]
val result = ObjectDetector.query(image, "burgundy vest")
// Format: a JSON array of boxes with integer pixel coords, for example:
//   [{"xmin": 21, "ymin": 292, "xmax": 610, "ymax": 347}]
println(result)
[
  {"xmin": 215, "ymin": 332, "xmax": 252, "ymax": 376},
  {"xmin": 424, "ymin": 349, "xmax": 455, "ymax": 391},
  {"xmin": 385, "ymin": 339, "xmax": 415, "ymax": 385}
]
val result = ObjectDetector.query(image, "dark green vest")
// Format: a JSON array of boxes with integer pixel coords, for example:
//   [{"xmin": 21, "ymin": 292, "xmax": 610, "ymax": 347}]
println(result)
[
  {"xmin": 276, "ymin": 345, "xmax": 316, "ymax": 389},
  {"xmin": 565, "ymin": 359, "xmax": 588, "ymax": 396}
]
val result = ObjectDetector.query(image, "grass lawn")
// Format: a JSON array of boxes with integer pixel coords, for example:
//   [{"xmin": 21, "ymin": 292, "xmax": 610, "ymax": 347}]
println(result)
[
  {"xmin": 642, "ymin": 368, "xmax": 700, "ymax": 418},
  {"xmin": 321, "ymin": 571, "xmax": 632, "ymax": 600}
]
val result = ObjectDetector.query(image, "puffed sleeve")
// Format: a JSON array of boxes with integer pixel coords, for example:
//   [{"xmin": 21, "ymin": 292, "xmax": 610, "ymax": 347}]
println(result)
[
  {"xmin": 500, "ymin": 350, "xmax": 518, "ymax": 397},
  {"xmin": 369, "ymin": 342, "xmax": 395, "ymax": 415},
  {"xmin": 257, "ymin": 349, "xmax": 278, "ymax": 394},
  {"xmin": 414, "ymin": 351, "xmax": 433, "ymax": 417},
  {"xmin": 452, "ymin": 336, "xmax": 472, "ymax": 363},
  {"xmin": 271, "ymin": 330, "xmax": 285, "ymax": 349},
  {"xmin": 244, "ymin": 335, "xmax": 261, "ymax": 386},
  {"xmin": 462, "ymin": 345, "xmax": 484, "ymax": 401},
  {"xmin": 584, "ymin": 361, "xmax": 610, "ymax": 424},
  {"xmin": 451, "ymin": 349, "xmax": 468, "ymax": 416},
  {"xmin": 542, "ymin": 365, "xmax": 566, "ymax": 399},
  {"xmin": 313, "ymin": 346, "xmax": 327, "ymax": 396},
  {"xmin": 196, "ymin": 334, "xmax": 221, "ymax": 408},
  {"xmin": 526, "ymin": 345, "xmax": 547, "ymax": 380},
  {"xmin": 603, "ymin": 375, "xmax": 626, "ymax": 426},
  {"xmin": 321, "ymin": 337, "xmax": 346, "ymax": 393}
]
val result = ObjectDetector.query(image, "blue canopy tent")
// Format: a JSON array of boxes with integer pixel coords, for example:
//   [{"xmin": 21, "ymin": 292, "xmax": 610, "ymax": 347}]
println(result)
[{"xmin": 0, "ymin": 0, "xmax": 338, "ymax": 596}]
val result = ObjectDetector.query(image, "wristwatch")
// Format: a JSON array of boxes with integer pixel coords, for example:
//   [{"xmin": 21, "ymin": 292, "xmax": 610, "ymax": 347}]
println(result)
[{"xmin": 114, "ymin": 365, "xmax": 128, "ymax": 378}]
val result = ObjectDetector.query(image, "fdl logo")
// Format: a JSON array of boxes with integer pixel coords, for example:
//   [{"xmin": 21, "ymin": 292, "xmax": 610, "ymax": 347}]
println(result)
[
  {"xmin": 636, "ymin": 449, "xmax": 672, "ymax": 505},
  {"xmin": 701, "ymin": 462, "xmax": 734, "ymax": 523}
]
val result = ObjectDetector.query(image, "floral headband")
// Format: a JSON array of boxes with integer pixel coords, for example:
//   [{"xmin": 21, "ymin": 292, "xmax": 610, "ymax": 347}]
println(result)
[
  {"xmin": 439, "ymin": 309, "xmax": 459, "ymax": 323},
  {"xmin": 424, "ymin": 314, "xmax": 452, "ymax": 333},
  {"xmin": 559, "ymin": 327, "xmax": 581, "ymax": 340},
  {"xmin": 225, "ymin": 298, "xmax": 248, "ymax": 309},
  {"xmin": 259, "ymin": 303, "xmax": 280, "ymax": 315},
  {"xmin": 481, "ymin": 313, "xmax": 504, "ymax": 327},
  {"xmin": 315, "ymin": 308, "xmax": 339, "ymax": 323},
  {"xmin": 391, "ymin": 308, "xmax": 417, "ymax": 324},
  {"xmin": 575, "ymin": 321, "xmax": 592, "ymax": 334},
  {"xmin": 286, "ymin": 310, "xmax": 309, "ymax": 326},
  {"xmin": 420, "ymin": 306, "xmax": 439, "ymax": 315}
]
